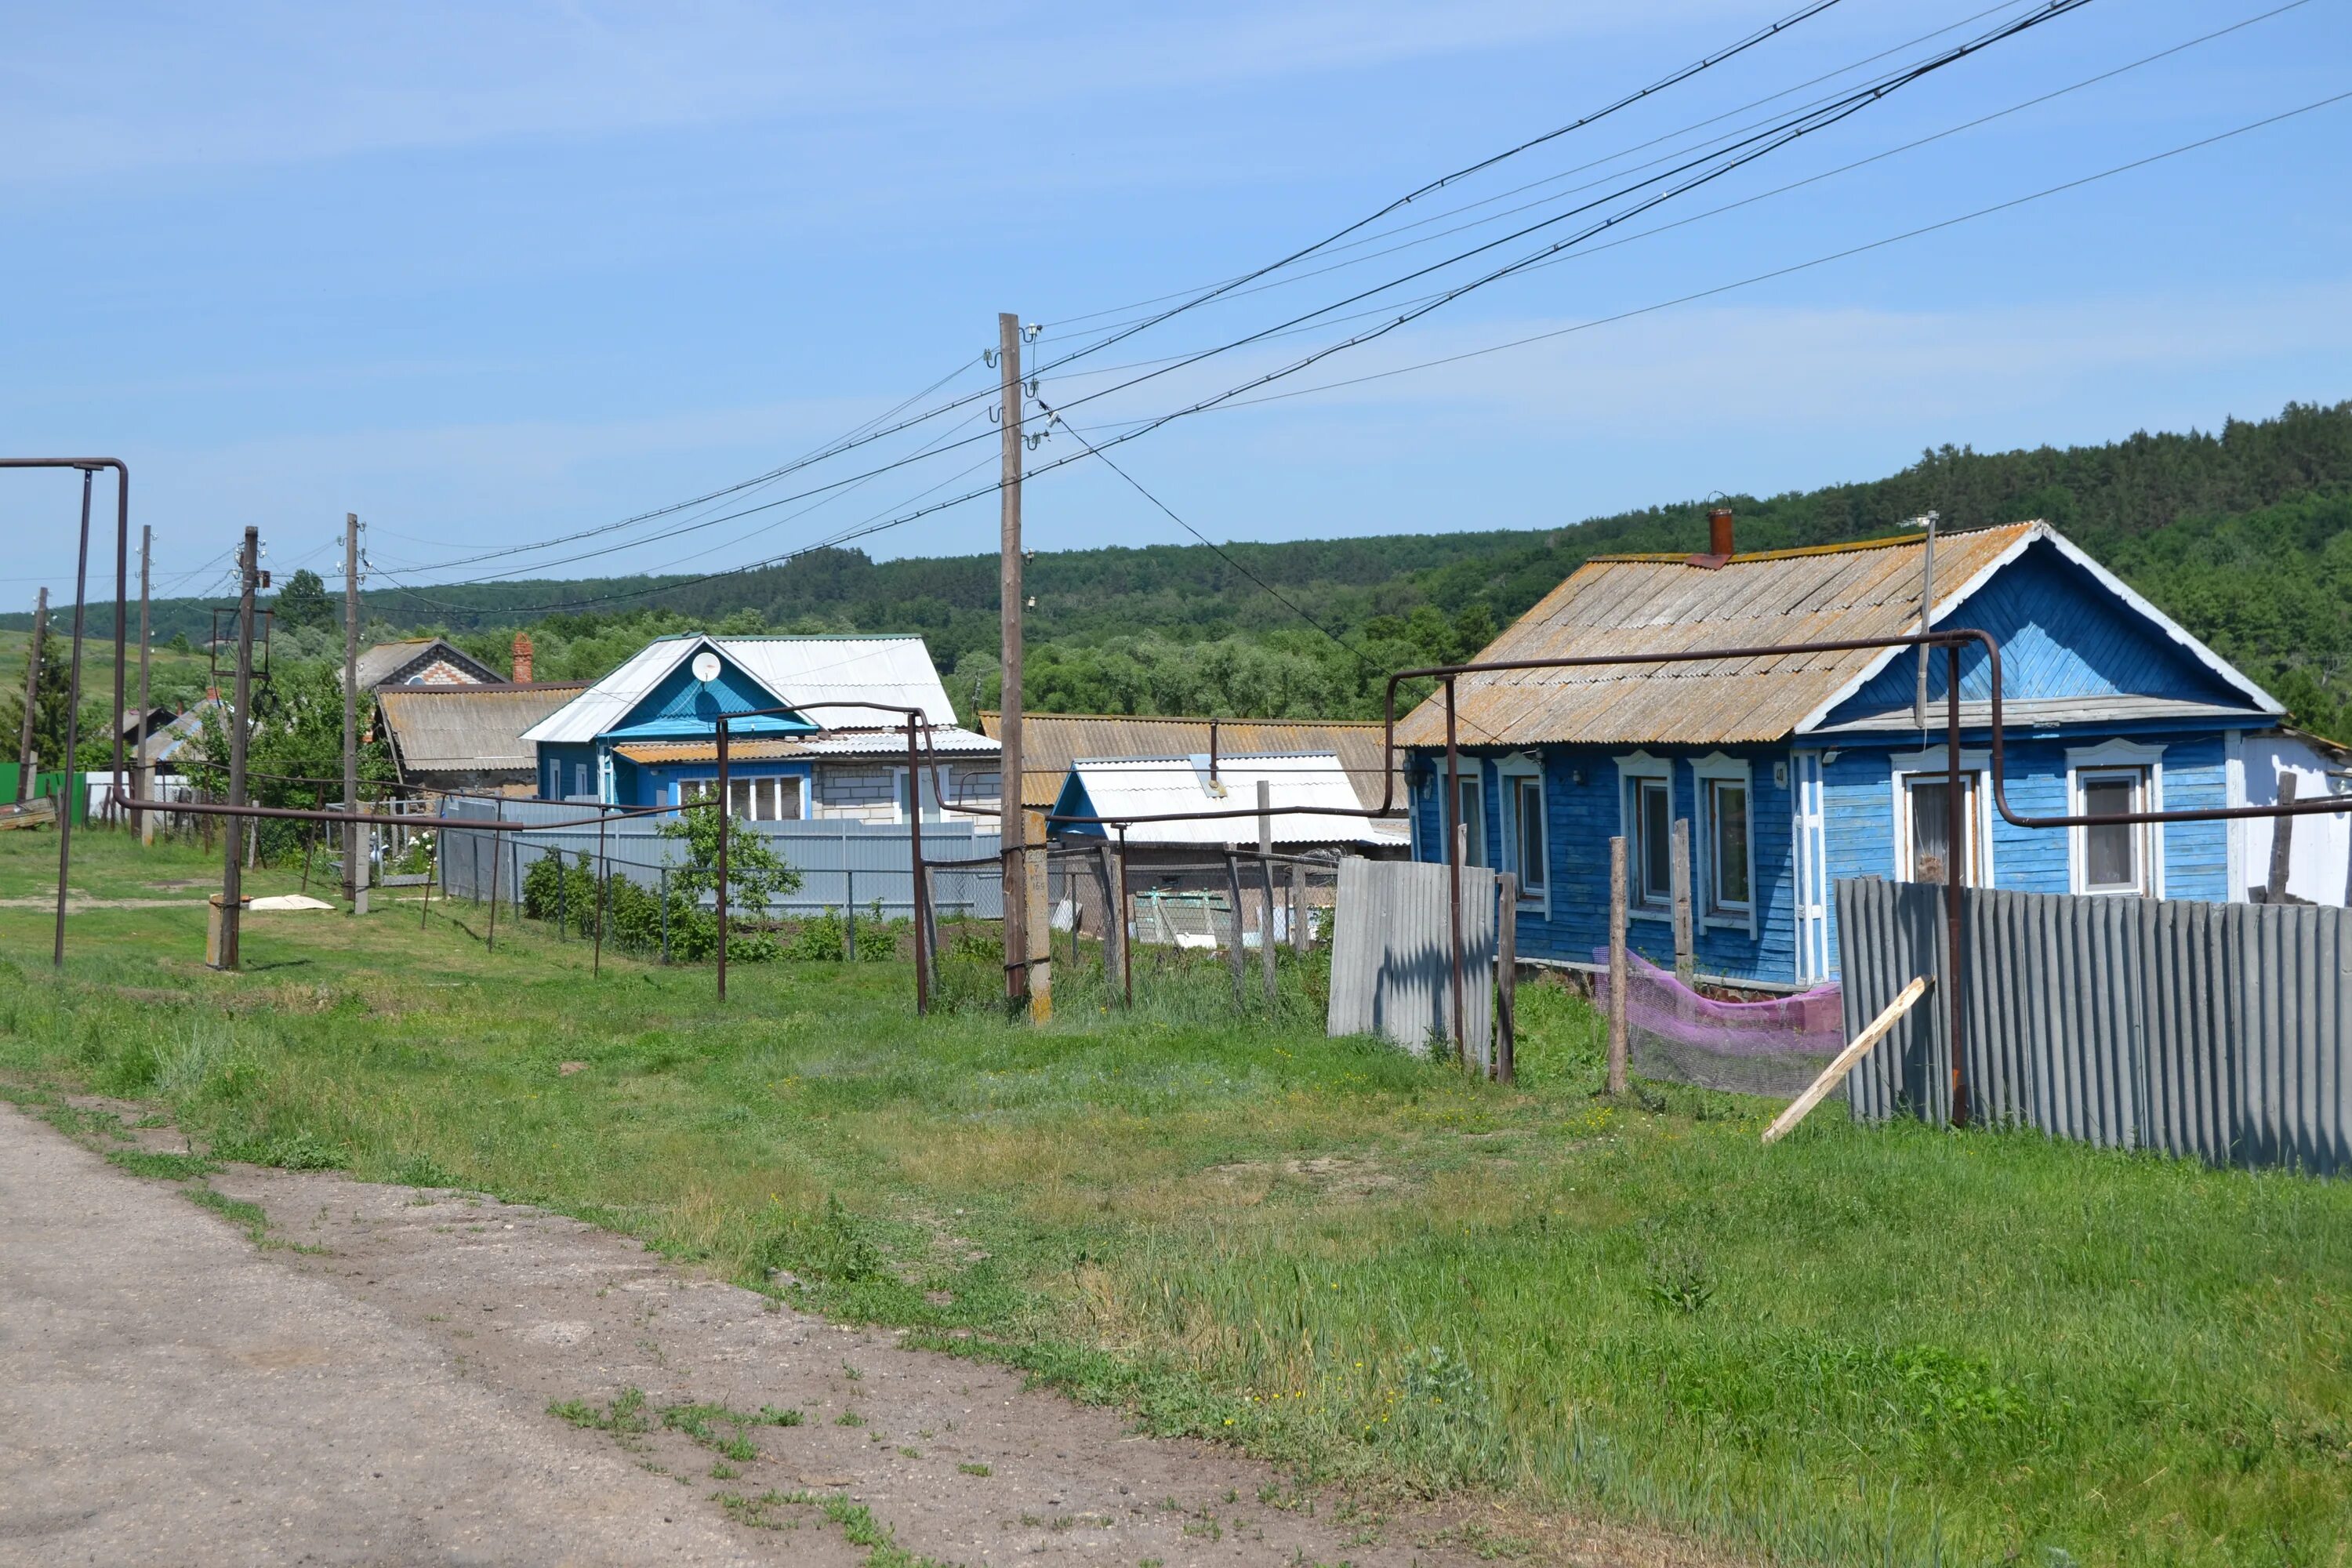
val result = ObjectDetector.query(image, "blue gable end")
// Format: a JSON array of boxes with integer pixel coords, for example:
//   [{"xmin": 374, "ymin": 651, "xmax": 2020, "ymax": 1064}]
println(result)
[
  {"xmin": 600, "ymin": 646, "xmax": 816, "ymax": 741},
  {"xmin": 1823, "ymin": 535, "xmax": 2252, "ymax": 723}
]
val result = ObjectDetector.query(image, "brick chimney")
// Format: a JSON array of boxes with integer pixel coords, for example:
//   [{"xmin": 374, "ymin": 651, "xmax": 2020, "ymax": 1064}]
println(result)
[{"xmin": 510, "ymin": 632, "xmax": 534, "ymax": 684}]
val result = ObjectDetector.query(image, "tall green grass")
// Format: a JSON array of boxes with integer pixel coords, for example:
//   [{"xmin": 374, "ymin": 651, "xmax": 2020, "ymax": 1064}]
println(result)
[{"xmin": 2, "ymin": 829, "xmax": 2347, "ymax": 1566}]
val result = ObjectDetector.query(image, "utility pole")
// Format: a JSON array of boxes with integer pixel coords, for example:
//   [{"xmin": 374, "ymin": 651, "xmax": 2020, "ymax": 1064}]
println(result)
[
  {"xmin": 997, "ymin": 310, "xmax": 1028, "ymax": 1011},
  {"xmin": 16, "ymin": 587, "xmax": 44, "ymax": 802},
  {"xmin": 216, "ymin": 527, "xmax": 260, "ymax": 970},
  {"xmin": 342, "ymin": 514, "xmax": 363, "ymax": 910},
  {"xmin": 132, "ymin": 528, "xmax": 151, "ymax": 840},
  {"xmin": 1911, "ymin": 510, "xmax": 1939, "ymax": 729}
]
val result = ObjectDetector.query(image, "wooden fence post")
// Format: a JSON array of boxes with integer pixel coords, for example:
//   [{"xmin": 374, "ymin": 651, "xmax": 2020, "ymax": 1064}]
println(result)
[
  {"xmin": 1256, "ymin": 780, "xmax": 1277, "ymax": 1008},
  {"xmin": 1496, "ymin": 871, "xmax": 1516, "ymax": 1083},
  {"xmin": 2264, "ymin": 771, "xmax": 2299, "ymax": 902},
  {"xmin": 1223, "ymin": 851, "xmax": 1247, "ymax": 1009},
  {"xmin": 1025, "ymin": 810, "xmax": 1052, "ymax": 1022},
  {"xmin": 1670, "ymin": 815, "xmax": 1693, "ymax": 984},
  {"xmin": 1288, "ymin": 862, "xmax": 1308, "ymax": 953},
  {"xmin": 1095, "ymin": 843, "xmax": 1122, "ymax": 986},
  {"xmin": 1608, "ymin": 835, "xmax": 1628, "ymax": 1095}
]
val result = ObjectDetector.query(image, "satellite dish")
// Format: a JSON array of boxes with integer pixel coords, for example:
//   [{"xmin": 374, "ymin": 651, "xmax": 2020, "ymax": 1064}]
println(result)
[{"xmin": 691, "ymin": 651, "xmax": 722, "ymax": 684}]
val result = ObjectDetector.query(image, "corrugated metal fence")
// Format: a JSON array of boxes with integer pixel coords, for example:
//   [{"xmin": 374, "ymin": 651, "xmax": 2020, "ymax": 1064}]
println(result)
[
  {"xmin": 434, "ymin": 800, "xmax": 1004, "ymax": 920},
  {"xmin": 1838, "ymin": 877, "xmax": 2351, "ymax": 1174},
  {"xmin": 1327, "ymin": 856, "xmax": 1497, "ymax": 1061}
]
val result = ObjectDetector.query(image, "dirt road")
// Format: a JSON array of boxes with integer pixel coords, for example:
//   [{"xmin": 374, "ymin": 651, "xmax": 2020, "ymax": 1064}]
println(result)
[{"xmin": 0, "ymin": 1102, "xmax": 1704, "ymax": 1566}]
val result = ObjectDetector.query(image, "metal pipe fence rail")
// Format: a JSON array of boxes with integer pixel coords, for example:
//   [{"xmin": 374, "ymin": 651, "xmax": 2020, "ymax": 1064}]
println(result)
[{"xmin": 1838, "ymin": 877, "xmax": 2351, "ymax": 1175}]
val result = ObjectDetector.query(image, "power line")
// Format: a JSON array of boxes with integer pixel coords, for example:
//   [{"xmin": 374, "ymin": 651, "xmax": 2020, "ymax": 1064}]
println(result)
[
  {"xmin": 1040, "ymin": 0, "xmax": 2046, "ymax": 339},
  {"xmin": 1027, "ymin": 0, "xmax": 1849, "ymax": 368},
  {"xmin": 387, "ymin": 1, "xmax": 2084, "ymax": 592},
  {"xmin": 492, "ymin": 82, "xmax": 2347, "ymax": 621},
  {"xmin": 368, "ymin": 2, "xmax": 1855, "ymax": 584}
]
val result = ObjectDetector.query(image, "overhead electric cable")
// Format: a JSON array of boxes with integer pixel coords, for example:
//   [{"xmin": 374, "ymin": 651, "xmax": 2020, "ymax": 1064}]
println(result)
[
  {"xmin": 388, "ymin": 0, "xmax": 2085, "ymax": 590},
  {"xmin": 501, "ymin": 82, "xmax": 2352, "ymax": 619}
]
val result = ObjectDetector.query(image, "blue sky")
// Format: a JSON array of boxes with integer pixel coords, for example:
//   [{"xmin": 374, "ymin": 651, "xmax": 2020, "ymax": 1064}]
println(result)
[{"xmin": 2, "ymin": 0, "xmax": 2347, "ymax": 603}]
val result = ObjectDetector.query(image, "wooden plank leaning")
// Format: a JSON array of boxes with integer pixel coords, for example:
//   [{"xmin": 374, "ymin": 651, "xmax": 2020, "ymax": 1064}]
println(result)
[{"xmin": 1761, "ymin": 975, "xmax": 1932, "ymax": 1146}]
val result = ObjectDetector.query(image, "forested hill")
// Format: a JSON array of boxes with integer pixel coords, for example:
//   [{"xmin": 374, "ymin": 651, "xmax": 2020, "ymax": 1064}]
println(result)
[{"xmin": 19, "ymin": 398, "xmax": 2352, "ymax": 737}]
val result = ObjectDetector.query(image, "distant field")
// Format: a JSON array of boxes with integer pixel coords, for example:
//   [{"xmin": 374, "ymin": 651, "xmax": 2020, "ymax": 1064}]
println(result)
[
  {"xmin": 1, "ymin": 828, "xmax": 2346, "ymax": 1567},
  {"xmin": 0, "ymin": 627, "xmax": 215, "ymax": 714}
]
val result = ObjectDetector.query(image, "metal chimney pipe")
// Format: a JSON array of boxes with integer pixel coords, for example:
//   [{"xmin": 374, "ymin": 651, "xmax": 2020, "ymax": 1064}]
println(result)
[{"xmin": 1708, "ymin": 506, "xmax": 1735, "ymax": 557}]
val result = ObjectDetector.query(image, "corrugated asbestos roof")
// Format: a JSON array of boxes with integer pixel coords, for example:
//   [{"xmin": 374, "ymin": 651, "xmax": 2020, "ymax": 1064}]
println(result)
[
  {"xmin": 1393, "ymin": 523, "xmax": 2046, "ymax": 749},
  {"xmin": 1059, "ymin": 753, "xmax": 1406, "ymax": 847},
  {"xmin": 980, "ymin": 711, "xmax": 1399, "ymax": 811},
  {"xmin": 377, "ymin": 683, "xmax": 589, "ymax": 776},
  {"xmin": 611, "ymin": 727, "xmax": 999, "ymax": 765},
  {"xmin": 522, "ymin": 635, "xmax": 959, "ymax": 746}
]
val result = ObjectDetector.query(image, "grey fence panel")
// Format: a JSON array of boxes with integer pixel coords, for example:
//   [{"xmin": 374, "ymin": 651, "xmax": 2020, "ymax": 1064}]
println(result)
[
  {"xmin": 1327, "ymin": 856, "xmax": 1496, "ymax": 1058},
  {"xmin": 1838, "ymin": 877, "xmax": 2352, "ymax": 1174},
  {"xmin": 2234, "ymin": 904, "xmax": 2352, "ymax": 1176},
  {"xmin": 1842, "ymin": 878, "xmax": 1947, "ymax": 1123},
  {"xmin": 2140, "ymin": 898, "xmax": 2238, "ymax": 1165}
]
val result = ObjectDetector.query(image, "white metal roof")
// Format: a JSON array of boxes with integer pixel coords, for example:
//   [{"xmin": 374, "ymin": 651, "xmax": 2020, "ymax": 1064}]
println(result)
[
  {"xmin": 1060, "ymin": 753, "xmax": 1406, "ymax": 847},
  {"xmin": 521, "ymin": 635, "xmax": 960, "ymax": 746}
]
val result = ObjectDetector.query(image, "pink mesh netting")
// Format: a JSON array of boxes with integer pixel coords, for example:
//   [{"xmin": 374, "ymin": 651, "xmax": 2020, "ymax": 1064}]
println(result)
[{"xmin": 1590, "ymin": 948, "xmax": 1846, "ymax": 1098}]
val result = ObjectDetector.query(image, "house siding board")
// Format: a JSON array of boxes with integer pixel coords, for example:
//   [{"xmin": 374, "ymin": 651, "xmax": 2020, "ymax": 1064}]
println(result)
[
  {"xmin": 1828, "ymin": 543, "xmax": 2250, "ymax": 724},
  {"xmin": 1815, "ymin": 725, "xmax": 2241, "ymax": 975},
  {"xmin": 540, "ymin": 742, "xmax": 597, "ymax": 800},
  {"xmin": 605, "ymin": 653, "xmax": 808, "ymax": 739},
  {"xmin": 1414, "ymin": 745, "xmax": 1798, "ymax": 985}
]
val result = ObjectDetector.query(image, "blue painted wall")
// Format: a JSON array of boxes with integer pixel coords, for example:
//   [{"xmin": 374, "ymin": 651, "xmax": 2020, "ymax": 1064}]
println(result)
[
  {"xmin": 1411, "ymin": 745, "xmax": 1800, "ymax": 986},
  {"xmin": 1815, "ymin": 724, "xmax": 2239, "ymax": 972},
  {"xmin": 1828, "ymin": 539, "xmax": 2249, "ymax": 722},
  {"xmin": 540, "ymin": 742, "xmax": 597, "ymax": 800}
]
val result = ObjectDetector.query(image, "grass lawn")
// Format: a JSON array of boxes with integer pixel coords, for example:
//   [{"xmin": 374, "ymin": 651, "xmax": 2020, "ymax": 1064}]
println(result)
[{"xmin": 2, "ymin": 828, "xmax": 2347, "ymax": 1566}]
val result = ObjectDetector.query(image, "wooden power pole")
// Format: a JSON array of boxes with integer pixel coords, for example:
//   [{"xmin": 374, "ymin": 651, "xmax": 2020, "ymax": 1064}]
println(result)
[
  {"xmin": 16, "ymin": 587, "xmax": 44, "ymax": 802},
  {"xmin": 216, "ymin": 527, "xmax": 260, "ymax": 970},
  {"xmin": 341, "ymin": 514, "xmax": 363, "ymax": 911},
  {"xmin": 997, "ymin": 311, "xmax": 1029, "ymax": 1012}
]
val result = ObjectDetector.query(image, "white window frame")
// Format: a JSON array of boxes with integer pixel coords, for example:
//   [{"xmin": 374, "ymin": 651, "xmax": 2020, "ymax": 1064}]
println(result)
[
  {"xmin": 2066, "ymin": 739, "xmax": 2165, "ymax": 898},
  {"xmin": 678, "ymin": 773, "xmax": 804, "ymax": 822},
  {"xmin": 1691, "ymin": 752, "xmax": 1756, "ymax": 935},
  {"xmin": 1613, "ymin": 750, "xmax": 1674, "ymax": 922},
  {"xmin": 1442, "ymin": 760, "xmax": 1487, "ymax": 869},
  {"xmin": 1496, "ymin": 753, "xmax": 1548, "ymax": 915},
  {"xmin": 894, "ymin": 765, "xmax": 942, "ymax": 824},
  {"xmin": 1888, "ymin": 747, "xmax": 1995, "ymax": 888}
]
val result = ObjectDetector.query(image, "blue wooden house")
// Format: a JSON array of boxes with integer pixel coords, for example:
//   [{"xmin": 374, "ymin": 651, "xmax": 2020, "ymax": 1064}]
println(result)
[
  {"xmin": 1393, "ymin": 521, "xmax": 2287, "ymax": 989},
  {"xmin": 520, "ymin": 633, "xmax": 998, "ymax": 820}
]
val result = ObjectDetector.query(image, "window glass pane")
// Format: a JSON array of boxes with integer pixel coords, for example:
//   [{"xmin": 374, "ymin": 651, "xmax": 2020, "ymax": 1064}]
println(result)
[
  {"xmin": 1517, "ymin": 779, "xmax": 1544, "ymax": 890},
  {"xmin": 1641, "ymin": 781, "xmax": 1671, "ymax": 900},
  {"xmin": 776, "ymin": 775, "xmax": 803, "ymax": 822},
  {"xmin": 1908, "ymin": 782, "xmax": 1951, "ymax": 884},
  {"xmin": 728, "ymin": 779, "xmax": 756, "ymax": 819},
  {"xmin": 2083, "ymin": 774, "xmax": 2139, "ymax": 889},
  {"xmin": 1907, "ymin": 775, "xmax": 1980, "ymax": 884},
  {"xmin": 1455, "ymin": 779, "xmax": 1484, "ymax": 866},
  {"xmin": 1712, "ymin": 782, "xmax": 1749, "ymax": 906}
]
